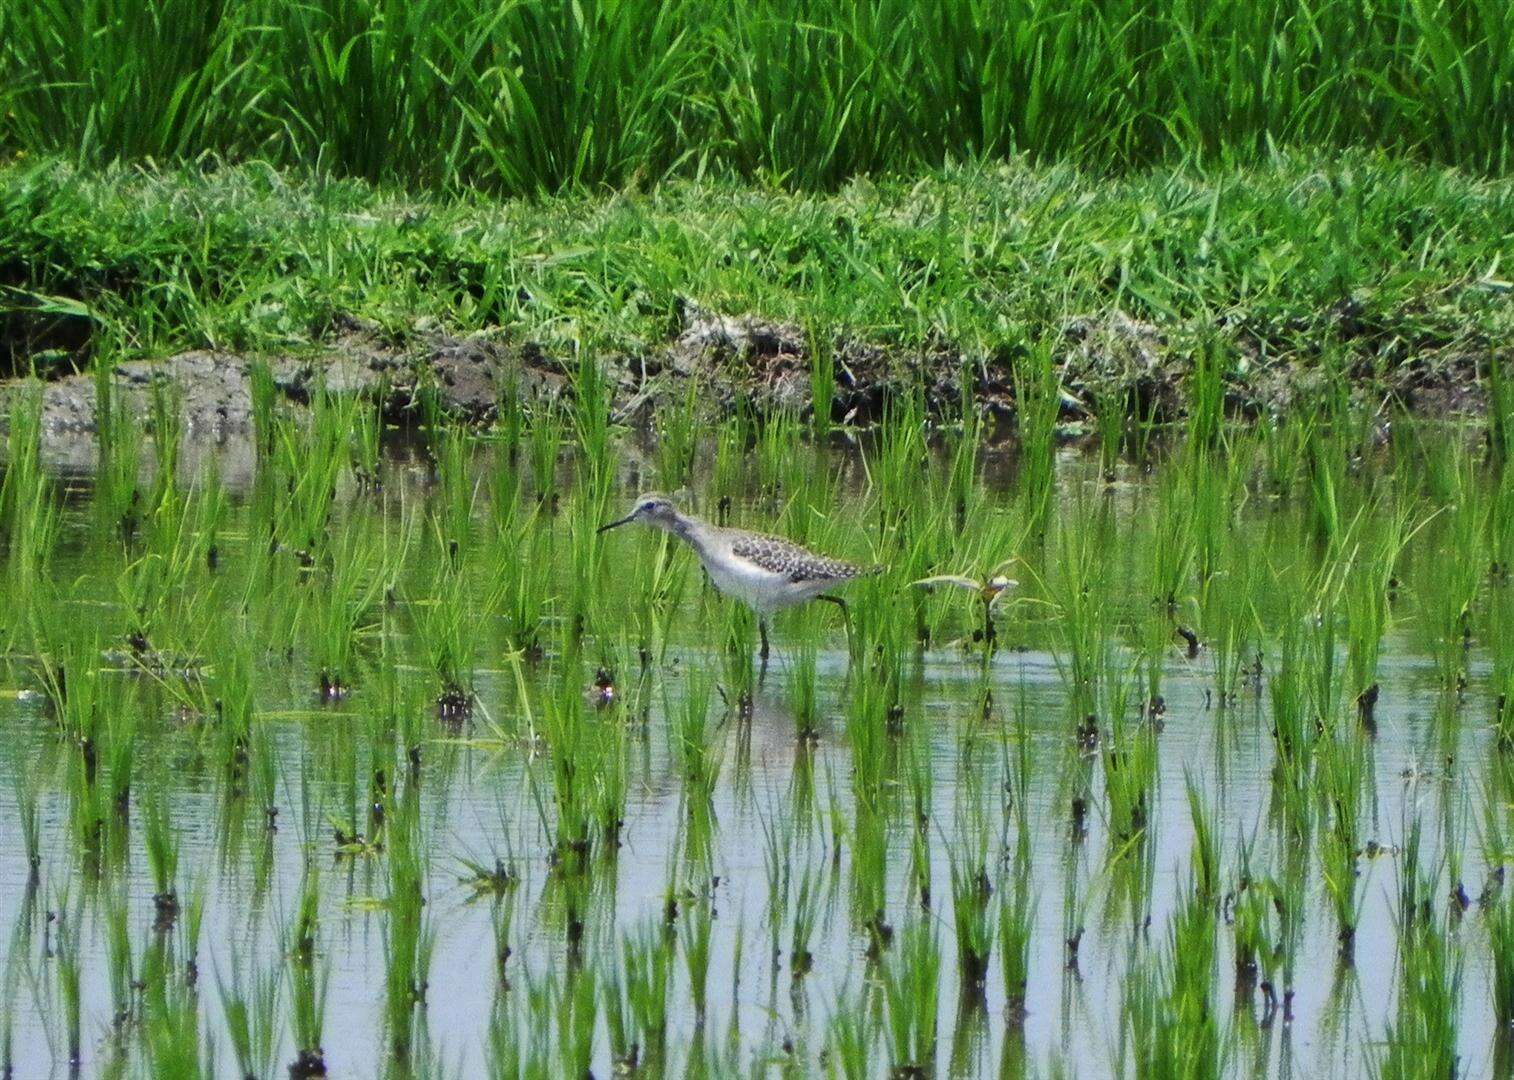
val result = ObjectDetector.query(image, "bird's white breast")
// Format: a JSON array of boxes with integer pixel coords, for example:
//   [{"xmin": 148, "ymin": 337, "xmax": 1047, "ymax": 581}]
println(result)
[{"xmin": 703, "ymin": 552, "xmax": 789, "ymax": 611}]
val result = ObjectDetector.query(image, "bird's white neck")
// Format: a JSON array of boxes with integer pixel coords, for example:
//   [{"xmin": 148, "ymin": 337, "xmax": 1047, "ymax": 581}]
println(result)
[{"xmin": 658, "ymin": 511, "xmax": 713, "ymax": 559}]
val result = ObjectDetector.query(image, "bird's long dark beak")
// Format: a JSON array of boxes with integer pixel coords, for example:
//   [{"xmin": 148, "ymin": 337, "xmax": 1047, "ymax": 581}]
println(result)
[{"xmin": 597, "ymin": 514, "xmax": 635, "ymax": 534}]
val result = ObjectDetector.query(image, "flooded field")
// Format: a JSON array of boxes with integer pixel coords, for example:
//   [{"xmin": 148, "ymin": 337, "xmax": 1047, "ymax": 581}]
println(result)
[{"xmin": 1, "ymin": 377, "xmax": 1511, "ymax": 1079}]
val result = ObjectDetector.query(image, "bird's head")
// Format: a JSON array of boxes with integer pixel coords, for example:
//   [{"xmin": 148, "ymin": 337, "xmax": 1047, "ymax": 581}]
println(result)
[{"xmin": 598, "ymin": 493, "xmax": 682, "ymax": 534}]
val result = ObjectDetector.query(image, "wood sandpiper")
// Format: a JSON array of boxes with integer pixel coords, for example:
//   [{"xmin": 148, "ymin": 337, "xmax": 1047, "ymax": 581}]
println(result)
[{"xmin": 599, "ymin": 493, "xmax": 876, "ymax": 659}]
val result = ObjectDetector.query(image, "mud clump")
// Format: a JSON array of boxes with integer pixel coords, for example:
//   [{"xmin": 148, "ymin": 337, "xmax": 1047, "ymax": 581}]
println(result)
[
  {"xmin": 13, "ymin": 318, "xmax": 564, "ymax": 438},
  {"xmin": 2, "ymin": 298, "xmax": 1506, "ymax": 446}
]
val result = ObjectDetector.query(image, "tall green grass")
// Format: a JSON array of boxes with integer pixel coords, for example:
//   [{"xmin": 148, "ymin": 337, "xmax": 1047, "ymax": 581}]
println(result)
[{"xmin": 2, "ymin": 0, "xmax": 1510, "ymax": 191}]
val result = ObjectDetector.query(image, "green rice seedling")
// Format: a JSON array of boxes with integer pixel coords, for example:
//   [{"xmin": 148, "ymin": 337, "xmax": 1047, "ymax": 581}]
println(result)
[
  {"xmin": 604, "ymin": 923, "xmax": 671, "ymax": 1073},
  {"xmin": 545, "ymin": 965, "xmax": 599, "ymax": 1079},
  {"xmin": 207, "ymin": 638, "xmax": 256, "ymax": 791},
  {"xmin": 1230, "ymin": 836, "xmax": 1285, "ymax": 1018},
  {"xmin": 1265, "ymin": 596, "xmax": 1314, "ymax": 781},
  {"xmin": 945, "ymin": 370, "xmax": 985, "ymax": 518},
  {"xmin": 93, "ymin": 369, "xmax": 143, "ymax": 541},
  {"xmin": 1377, "ymin": 911, "xmax": 1461, "ymax": 1079},
  {"xmin": 1490, "ymin": 354, "xmax": 1514, "ymax": 467},
  {"xmin": 789, "ymin": 634, "xmax": 820, "ymax": 743},
  {"xmin": 1259, "ymin": 412, "xmax": 1312, "ymax": 498},
  {"xmin": 492, "ymin": 497, "xmax": 551, "ymax": 658},
  {"xmin": 564, "ymin": 469, "xmax": 614, "ymax": 637},
  {"xmin": 944, "ymin": 793, "xmax": 994, "ymax": 996},
  {"xmin": 849, "ymin": 803, "xmax": 890, "ymax": 955},
  {"xmin": 384, "ymin": 784, "xmax": 435, "ymax": 1065},
  {"xmin": 620, "ymin": 514, "xmax": 692, "ymax": 666},
  {"xmin": 415, "ymin": 375, "xmax": 445, "ymax": 454},
  {"xmin": 906, "ymin": 739, "xmax": 935, "ymax": 908},
  {"xmin": 672, "ymin": 668, "xmax": 723, "ymax": 813},
  {"xmin": 1123, "ymin": 882, "xmax": 1220, "ymax": 1078},
  {"xmin": 682, "ymin": 894, "xmax": 714, "ymax": 1026},
  {"xmin": 1306, "ymin": 422, "xmax": 1350, "ymax": 551},
  {"xmin": 216, "ymin": 950, "xmax": 282, "ymax": 1080},
  {"xmin": 496, "ymin": 372, "xmax": 526, "ymax": 465},
  {"xmin": 1490, "ymin": 589, "xmax": 1514, "ymax": 750},
  {"xmin": 0, "ymin": 384, "xmax": 59, "ymax": 644},
  {"xmin": 999, "ymin": 711, "xmax": 1036, "ymax": 1021},
  {"xmin": 881, "ymin": 916, "xmax": 940, "ymax": 1076},
  {"xmin": 1048, "ymin": 497, "xmax": 1116, "ymax": 718},
  {"xmin": 655, "ymin": 375, "xmax": 703, "ymax": 490},
  {"xmin": 809, "ymin": 325, "xmax": 836, "ymax": 439},
  {"xmin": 997, "ymin": 852, "xmax": 1035, "ymax": 1021},
  {"xmin": 53, "ymin": 891, "xmax": 82, "ymax": 1068},
  {"xmin": 0, "ymin": 936, "xmax": 16, "ymax": 1079},
  {"xmin": 1343, "ymin": 501, "xmax": 1411, "ymax": 729},
  {"xmin": 1490, "ymin": 887, "xmax": 1514, "ymax": 1029},
  {"xmin": 526, "ymin": 398, "xmax": 565, "ymax": 504},
  {"xmin": 248, "ymin": 359, "xmax": 278, "ymax": 458},
  {"xmin": 1197, "ymin": 532, "xmax": 1253, "ymax": 707},
  {"xmin": 101, "ymin": 694, "xmax": 136, "ymax": 821},
  {"xmin": 100, "ymin": 889, "xmax": 134, "ymax": 1039},
  {"xmin": 269, "ymin": 393, "xmax": 350, "ymax": 555},
  {"xmin": 289, "ymin": 866, "xmax": 320, "ymax": 967},
  {"xmin": 537, "ymin": 670, "xmax": 625, "ymax": 867},
  {"xmin": 486, "ymin": 986, "xmax": 525, "ymax": 1077},
  {"xmin": 1012, "ymin": 339, "xmax": 1060, "ymax": 526},
  {"xmin": 1100, "ymin": 686, "xmax": 1156, "ymax": 850},
  {"xmin": 413, "ymin": 537, "xmax": 477, "ymax": 716},
  {"xmin": 143, "ymin": 785, "xmax": 181, "ymax": 928},
  {"xmin": 826, "ymin": 981, "xmax": 877, "ymax": 1080},
  {"xmin": 351, "ymin": 396, "xmax": 384, "ymax": 489},
  {"xmin": 147, "ymin": 375, "xmax": 184, "ymax": 500},
  {"xmin": 1149, "ymin": 464, "xmax": 1198, "ymax": 613},
  {"xmin": 490, "ymin": 431, "xmax": 526, "ymax": 530},
  {"xmin": 758, "ymin": 797, "xmax": 795, "ymax": 967},
  {"xmin": 570, "ymin": 345, "xmax": 615, "ymax": 479},
  {"xmin": 1186, "ymin": 774, "xmax": 1220, "ymax": 904},
  {"xmin": 64, "ymin": 731, "xmax": 112, "ymax": 871},
  {"xmin": 306, "ymin": 517, "xmax": 388, "ymax": 699},
  {"xmin": 287, "ymin": 868, "xmax": 328, "ymax": 1078},
  {"xmin": 141, "ymin": 961, "xmax": 209, "ymax": 1078},
  {"xmin": 1185, "ymin": 337, "xmax": 1229, "ymax": 450},
  {"xmin": 287, "ymin": 956, "xmax": 330, "ymax": 1079},
  {"xmin": 1094, "ymin": 386, "xmax": 1125, "ymax": 480},
  {"xmin": 756, "ymin": 404, "xmax": 807, "ymax": 499},
  {"xmin": 1490, "ymin": 465, "xmax": 1514, "ymax": 584},
  {"xmin": 433, "ymin": 420, "xmax": 478, "ymax": 555},
  {"xmin": 789, "ymin": 857, "xmax": 824, "ymax": 980},
  {"xmin": 12, "ymin": 760, "xmax": 42, "ymax": 880},
  {"xmin": 1318, "ymin": 730, "xmax": 1369, "ymax": 958},
  {"xmin": 864, "ymin": 389, "xmax": 926, "ymax": 544}
]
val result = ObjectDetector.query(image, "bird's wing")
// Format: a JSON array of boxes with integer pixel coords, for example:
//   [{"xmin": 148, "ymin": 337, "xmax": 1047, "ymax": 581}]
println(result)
[
  {"xmin": 910, "ymin": 574, "xmax": 983, "ymax": 593},
  {"xmin": 731, "ymin": 532, "xmax": 865, "ymax": 583}
]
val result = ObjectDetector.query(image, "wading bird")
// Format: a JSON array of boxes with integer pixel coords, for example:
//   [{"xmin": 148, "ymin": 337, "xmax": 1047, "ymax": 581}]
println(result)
[{"xmin": 599, "ymin": 494, "xmax": 875, "ymax": 660}]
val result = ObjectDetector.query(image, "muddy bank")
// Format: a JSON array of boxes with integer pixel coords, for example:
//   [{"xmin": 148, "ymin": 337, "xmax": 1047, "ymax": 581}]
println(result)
[{"xmin": 2, "ymin": 299, "xmax": 1503, "ymax": 444}]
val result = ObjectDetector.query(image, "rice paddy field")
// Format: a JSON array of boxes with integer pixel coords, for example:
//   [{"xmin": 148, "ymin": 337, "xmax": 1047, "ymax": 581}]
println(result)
[
  {"xmin": 5, "ymin": 1, "xmax": 1514, "ymax": 1078},
  {"xmin": 1, "ymin": 371, "xmax": 1514, "ymax": 1077}
]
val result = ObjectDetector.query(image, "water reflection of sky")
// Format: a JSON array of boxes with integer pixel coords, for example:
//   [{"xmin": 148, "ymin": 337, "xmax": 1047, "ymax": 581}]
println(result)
[{"xmin": 0, "ymin": 443, "xmax": 1504, "ymax": 1078}]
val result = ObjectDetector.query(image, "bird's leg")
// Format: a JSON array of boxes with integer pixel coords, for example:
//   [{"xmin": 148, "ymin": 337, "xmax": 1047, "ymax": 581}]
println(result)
[
  {"xmin": 982, "ymin": 597, "xmax": 997, "ymax": 652},
  {"xmin": 758, "ymin": 618, "xmax": 770, "ymax": 663},
  {"xmin": 818, "ymin": 594, "xmax": 858, "ymax": 657}
]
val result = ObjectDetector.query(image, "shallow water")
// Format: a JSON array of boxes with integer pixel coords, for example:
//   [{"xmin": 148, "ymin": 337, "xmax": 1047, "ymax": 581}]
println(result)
[{"xmin": 0, "ymin": 429, "xmax": 1507, "ymax": 1078}]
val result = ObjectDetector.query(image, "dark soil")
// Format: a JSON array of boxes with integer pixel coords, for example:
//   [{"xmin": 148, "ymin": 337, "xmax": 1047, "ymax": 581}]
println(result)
[{"xmin": 1, "ymin": 298, "xmax": 1503, "ymax": 442}]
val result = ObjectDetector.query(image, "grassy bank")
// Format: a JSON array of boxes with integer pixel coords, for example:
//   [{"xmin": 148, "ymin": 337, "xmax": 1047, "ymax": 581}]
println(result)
[
  {"xmin": 2, "ymin": 152, "xmax": 1511, "ymax": 419},
  {"xmin": 1, "ymin": 0, "xmax": 1511, "ymax": 190}
]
